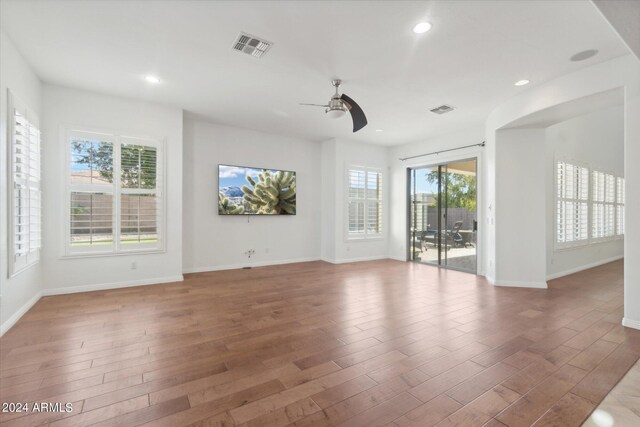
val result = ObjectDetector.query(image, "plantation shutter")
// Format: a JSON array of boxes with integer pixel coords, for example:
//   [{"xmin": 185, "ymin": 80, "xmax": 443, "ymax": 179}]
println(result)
[
  {"xmin": 556, "ymin": 162, "xmax": 588, "ymax": 246},
  {"xmin": 67, "ymin": 132, "xmax": 162, "ymax": 255},
  {"xmin": 120, "ymin": 141, "xmax": 160, "ymax": 247},
  {"xmin": 592, "ymin": 171, "xmax": 615, "ymax": 239},
  {"xmin": 9, "ymin": 92, "xmax": 41, "ymax": 275},
  {"xmin": 616, "ymin": 177, "xmax": 625, "ymax": 236},
  {"xmin": 348, "ymin": 167, "xmax": 382, "ymax": 238}
]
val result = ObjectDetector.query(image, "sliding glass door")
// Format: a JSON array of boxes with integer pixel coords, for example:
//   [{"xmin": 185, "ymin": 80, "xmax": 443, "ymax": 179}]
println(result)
[{"xmin": 409, "ymin": 159, "xmax": 477, "ymax": 273}]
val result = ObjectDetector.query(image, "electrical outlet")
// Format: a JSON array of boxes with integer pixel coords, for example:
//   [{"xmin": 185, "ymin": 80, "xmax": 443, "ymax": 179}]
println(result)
[
  {"xmin": 265, "ymin": 248, "xmax": 269, "ymax": 254},
  {"xmin": 131, "ymin": 261, "xmax": 137, "ymax": 270}
]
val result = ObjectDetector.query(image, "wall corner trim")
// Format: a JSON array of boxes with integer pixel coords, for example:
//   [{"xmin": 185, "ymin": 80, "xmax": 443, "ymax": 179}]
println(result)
[
  {"xmin": 622, "ymin": 318, "xmax": 640, "ymax": 331},
  {"xmin": 1, "ymin": 291, "xmax": 43, "ymax": 336},
  {"xmin": 546, "ymin": 256, "xmax": 624, "ymax": 281},
  {"xmin": 183, "ymin": 257, "xmax": 321, "ymax": 274},
  {"xmin": 326, "ymin": 256, "xmax": 389, "ymax": 265},
  {"xmin": 493, "ymin": 280, "xmax": 548, "ymax": 289},
  {"xmin": 43, "ymin": 275, "xmax": 184, "ymax": 296}
]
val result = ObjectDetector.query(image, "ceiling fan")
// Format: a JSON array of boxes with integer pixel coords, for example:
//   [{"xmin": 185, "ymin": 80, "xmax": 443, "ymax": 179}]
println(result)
[{"xmin": 300, "ymin": 79, "xmax": 368, "ymax": 132}]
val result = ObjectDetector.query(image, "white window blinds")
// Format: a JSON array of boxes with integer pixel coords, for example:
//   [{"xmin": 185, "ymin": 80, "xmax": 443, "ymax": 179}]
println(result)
[
  {"xmin": 556, "ymin": 162, "xmax": 588, "ymax": 245},
  {"xmin": 556, "ymin": 160, "xmax": 624, "ymax": 249},
  {"xmin": 616, "ymin": 177, "xmax": 625, "ymax": 236},
  {"xmin": 67, "ymin": 131, "xmax": 162, "ymax": 255},
  {"xmin": 592, "ymin": 171, "xmax": 615, "ymax": 239},
  {"xmin": 348, "ymin": 167, "xmax": 382, "ymax": 238},
  {"xmin": 9, "ymin": 91, "xmax": 41, "ymax": 275}
]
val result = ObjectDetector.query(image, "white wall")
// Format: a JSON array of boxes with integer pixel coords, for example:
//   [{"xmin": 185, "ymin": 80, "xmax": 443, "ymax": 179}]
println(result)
[
  {"xmin": 484, "ymin": 53, "xmax": 640, "ymax": 328},
  {"xmin": 545, "ymin": 106, "xmax": 624, "ymax": 278},
  {"xmin": 495, "ymin": 129, "xmax": 547, "ymax": 288},
  {"xmin": 0, "ymin": 32, "xmax": 43, "ymax": 333},
  {"xmin": 320, "ymin": 139, "xmax": 337, "ymax": 262},
  {"xmin": 41, "ymin": 85, "xmax": 184, "ymax": 294},
  {"xmin": 625, "ymin": 92, "xmax": 640, "ymax": 329},
  {"xmin": 591, "ymin": 6, "xmax": 640, "ymax": 328},
  {"xmin": 387, "ymin": 127, "xmax": 485, "ymax": 268},
  {"xmin": 321, "ymin": 138, "xmax": 389, "ymax": 263},
  {"xmin": 182, "ymin": 118, "xmax": 321, "ymax": 272}
]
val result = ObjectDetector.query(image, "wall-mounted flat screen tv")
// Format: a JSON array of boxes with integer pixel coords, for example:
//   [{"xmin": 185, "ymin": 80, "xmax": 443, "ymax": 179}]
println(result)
[{"xmin": 218, "ymin": 164, "xmax": 296, "ymax": 215}]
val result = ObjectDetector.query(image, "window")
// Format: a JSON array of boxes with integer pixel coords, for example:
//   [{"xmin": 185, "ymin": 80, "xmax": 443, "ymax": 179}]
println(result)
[
  {"xmin": 8, "ymin": 91, "xmax": 41, "ymax": 275},
  {"xmin": 556, "ymin": 160, "xmax": 624, "ymax": 249},
  {"xmin": 556, "ymin": 162, "xmax": 588, "ymax": 246},
  {"xmin": 347, "ymin": 167, "xmax": 382, "ymax": 239},
  {"xmin": 616, "ymin": 177, "xmax": 625, "ymax": 236},
  {"xmin": 592, "ymin": 170, "xmax": 615, "ymax": 240},
  {"xmin": 67, "ymin": 130, "xmax": 163, "ymax": 255}
]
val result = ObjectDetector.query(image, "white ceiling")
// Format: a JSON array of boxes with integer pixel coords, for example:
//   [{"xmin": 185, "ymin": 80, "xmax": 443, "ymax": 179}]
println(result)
[{"xmin": 0, "ymin": 0, "xmax": 630, "ymax": 145}]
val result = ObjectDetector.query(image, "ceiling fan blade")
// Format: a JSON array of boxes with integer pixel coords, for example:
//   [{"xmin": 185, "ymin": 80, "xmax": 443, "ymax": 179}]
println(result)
[
  {"xmin": 299, "ymin": 103, "xmax": 329, "ymax": 107},
  {"xmin": 340, "ymin": 94, "xmax": 368, "ymax": 132}
]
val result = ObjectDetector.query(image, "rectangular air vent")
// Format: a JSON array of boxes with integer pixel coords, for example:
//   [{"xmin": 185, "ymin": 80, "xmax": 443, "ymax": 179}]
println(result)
[
  {"xmin": 430, "ymin": 104, "xmax": 456, "ymax": 115},
  {"xmin": 232, "ymin": 32, "xmax": 272, "ymax": 58}
]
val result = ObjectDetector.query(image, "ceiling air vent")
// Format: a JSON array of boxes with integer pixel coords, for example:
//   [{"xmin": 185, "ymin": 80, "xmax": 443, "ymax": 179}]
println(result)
[
  {"xmin": 232, "ymin": 32, "xmax": 272, "ymax": 58},
  {"xmin": 430, "ymin": 104, "xmax": 456, "ymax": 115}
]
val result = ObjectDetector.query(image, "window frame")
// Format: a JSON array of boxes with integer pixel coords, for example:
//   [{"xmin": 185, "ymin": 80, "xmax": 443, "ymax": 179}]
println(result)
[
  {"xmin": 7, "ymin": 90, "xmax": 41, "ymax": 277},
  {"xmin": 345, "ymin": 165, "xmax": 383, "ymax": 241},
  {"xmin": 555, "ymin": 158, "xmax": 624, "ymax": 252},
  {"xmin": 63, "ymin": 127, "xmax": 166, "ymax": 258}
]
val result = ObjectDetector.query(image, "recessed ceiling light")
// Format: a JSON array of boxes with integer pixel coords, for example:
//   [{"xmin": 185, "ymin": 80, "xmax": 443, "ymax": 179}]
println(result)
[
  {"xmin": 570, "ymin": 49, "xmax": 598, "ymax": 62},
  {"xmin": 145, "ymin": 75, "xmax": 161, "ymax": 84},
  {"xmin": 514, "ymin": 79, "xmax": 530, "ymax": 86},
  {"xmin": 375, "ymin": 129, "xmax": 384, "ymax": 132},
  {"xmin": 412, "ymin": 22, "xmax": 432, "ymax": 34}
]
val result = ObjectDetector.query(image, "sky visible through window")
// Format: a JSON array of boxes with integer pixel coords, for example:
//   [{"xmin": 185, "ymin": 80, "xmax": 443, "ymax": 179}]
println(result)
[{"xmin": 413, "ymin": 168, "xmax": 437, "ymax": 194}]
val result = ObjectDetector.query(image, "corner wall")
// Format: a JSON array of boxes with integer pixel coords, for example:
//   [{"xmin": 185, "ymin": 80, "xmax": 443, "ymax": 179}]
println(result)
[
  {"xmin": 484, "ymin": 53, "xmax": 640, "ymax": 328},
  {"xmin": 0, "ymin": 32, "xmax": 43, "ymax": 333},
  {"xmin": 321, "ymin": 139, "xmax": 390, "ymax": 263},
  {"xmin": 494, "ymin": 129, "xmax": 547, "ymax": 288},
  {"xmin": 182, "ymin": 118, "xmax": 322, "ymax": 272},
  {"xmin": 41, "ymin": 85, "xmax": 184, "ymax": 294},
  {"xmin": 545, "ymin": 105, "xmax": 624, "ymax": 279}
]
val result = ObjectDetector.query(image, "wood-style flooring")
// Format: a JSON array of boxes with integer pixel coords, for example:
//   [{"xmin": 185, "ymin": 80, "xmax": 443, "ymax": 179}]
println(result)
[{"xmin": 1, "ymin": 259, "xmax": 639, "ymax": 426}]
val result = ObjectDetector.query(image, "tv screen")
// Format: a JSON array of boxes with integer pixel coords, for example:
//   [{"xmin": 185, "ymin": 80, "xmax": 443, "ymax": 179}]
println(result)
[{"xmin": 218, "ymin": 164, "xmax": 296, "ymax": 215}]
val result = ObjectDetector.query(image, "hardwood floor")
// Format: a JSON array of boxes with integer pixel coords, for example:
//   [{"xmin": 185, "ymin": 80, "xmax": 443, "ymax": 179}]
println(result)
[{"xmin": 1, "ymin": 259, "xmax": 639, "ymax": 426}]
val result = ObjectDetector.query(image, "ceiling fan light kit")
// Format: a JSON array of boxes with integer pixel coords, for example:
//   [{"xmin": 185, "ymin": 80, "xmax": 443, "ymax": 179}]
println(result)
[{"xmin": 300, "ymin": 79, "xmax": 368, "ymax": 132}]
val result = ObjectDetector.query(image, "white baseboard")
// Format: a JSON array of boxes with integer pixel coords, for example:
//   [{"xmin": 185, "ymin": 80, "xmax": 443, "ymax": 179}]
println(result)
[
  {"xmin": 43, "ymin": 275, "xmax": 184, "ymax": 296},
  {"xmin": 1, "ymin": 291, "xmax": 42, "ymax": 336},
  {"xmin": 493, "ymin": 280, "xmax": 548, "ymax": 289},
  {"xmin": 622, "ymin": 317, "xmax": 640, "ymax": 330},
  {"xmin": 324, "ymin": 255, "xmax": 388, "ymax": 265},
  {"xmin": 183, "ymin": 257, "xmax": 321, "ymax": 274},
  {"xmin": 546, "ymin": 255, "xmax": 624, "ymax": 281}
]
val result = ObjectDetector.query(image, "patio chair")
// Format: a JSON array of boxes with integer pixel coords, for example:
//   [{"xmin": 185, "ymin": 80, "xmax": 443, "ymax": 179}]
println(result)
[
  {"xmin": 421, "ymin": 227, "xmax": 451, "ymax": 252},
  {"xmin": 447, "ymin": 221, "xmax": 465, "ymax": 248}
]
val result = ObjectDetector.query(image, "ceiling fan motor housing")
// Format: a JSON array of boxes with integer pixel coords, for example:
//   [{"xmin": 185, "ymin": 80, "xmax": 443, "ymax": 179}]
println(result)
[{"xmin": 326, "ymin": 97, "xmax": 348, "ymax": 117}]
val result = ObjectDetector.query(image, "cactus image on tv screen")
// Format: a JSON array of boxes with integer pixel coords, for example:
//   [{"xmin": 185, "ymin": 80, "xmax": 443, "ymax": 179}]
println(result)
[{"xmin": 218, "ymin": 164, "xmax": 296, "ymax": 215}]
